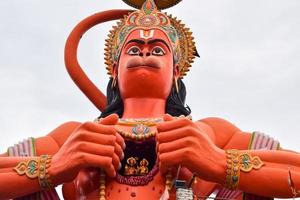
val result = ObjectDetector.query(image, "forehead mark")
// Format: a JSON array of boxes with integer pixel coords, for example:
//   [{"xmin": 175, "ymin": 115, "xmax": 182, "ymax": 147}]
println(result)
[{"xmin": 139, "ymin": 29, "xmax": 155, "ymax": 39}]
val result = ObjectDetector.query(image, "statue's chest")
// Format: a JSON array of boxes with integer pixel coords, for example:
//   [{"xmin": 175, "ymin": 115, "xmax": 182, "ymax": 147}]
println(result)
[
  {"xmin": 84, "ymin": 174, "xmax": 176, "ymax": 200},
  {"xmin": 82, "ymin": 128, "xmax": 176, "ymax": 199}
]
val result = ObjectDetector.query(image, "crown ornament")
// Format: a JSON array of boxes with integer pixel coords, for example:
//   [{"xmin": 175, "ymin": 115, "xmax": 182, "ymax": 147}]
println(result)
[
  {"xmin": 122, "ymin": 0, "xmax": 183, "ymax": 10},
  {"xmin": 105, "ymin": 0, "xmax": 197, "ymax": 78}
]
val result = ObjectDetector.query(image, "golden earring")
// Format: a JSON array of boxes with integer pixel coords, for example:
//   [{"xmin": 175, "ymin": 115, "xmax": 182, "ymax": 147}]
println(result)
[{"xmin": 174, "ymin": 77, "xmax": 179, "ymax": 93}]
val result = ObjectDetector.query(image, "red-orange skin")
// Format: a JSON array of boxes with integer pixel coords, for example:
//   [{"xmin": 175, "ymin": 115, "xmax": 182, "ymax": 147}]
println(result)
[{"xmin": 1, "ymin": 10, "xmax": 300, "ymax": 200}]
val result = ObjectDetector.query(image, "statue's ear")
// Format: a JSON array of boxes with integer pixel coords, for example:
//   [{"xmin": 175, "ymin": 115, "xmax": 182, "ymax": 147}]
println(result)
[
  {"xmin": 112, "ymin": 62, "xmax": 118, "ymax": 77},
  {"xmin": 174, "ymin": 64, "xmax": 180, "ymax": 78}
]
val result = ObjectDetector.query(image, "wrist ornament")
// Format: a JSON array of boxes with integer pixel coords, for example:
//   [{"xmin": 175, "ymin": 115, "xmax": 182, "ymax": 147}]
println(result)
[
  {"xmin": 225, "ymin": 149, "xmax": 264, "ymax": 190},
  {"xmin": 14, "ymin": 154, "xmax": 53, "ymax": 190}
]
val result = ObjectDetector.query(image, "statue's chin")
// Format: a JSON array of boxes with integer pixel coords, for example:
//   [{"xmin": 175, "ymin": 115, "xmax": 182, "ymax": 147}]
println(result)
[{"xmin": 118, "ymin": 72, "xmax": 172, "ymax": 99}]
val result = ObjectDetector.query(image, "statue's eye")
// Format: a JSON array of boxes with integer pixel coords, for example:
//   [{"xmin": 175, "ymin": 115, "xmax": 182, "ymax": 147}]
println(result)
[
  {"xmin": 127, "ymin": 46, "xmax": 141, "ymax": 55},
  {"xmin": 152, "ymin": 47, "xmax": 165, "ymax": 56}
]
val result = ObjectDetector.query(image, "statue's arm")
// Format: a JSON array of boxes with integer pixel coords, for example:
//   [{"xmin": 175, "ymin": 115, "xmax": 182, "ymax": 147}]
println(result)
[
  {"xmin": 198, "ymin": 117, "xmax": 250, "ymax": 149},
  {"xmin": 235, "ymin": 149, "xmax": 300, "ymax": 197},
  {"xmin": 187, "ymin": 118, "xmax": 250, "ymax": 197},
  {"xmin": 199, "ymin": 118, "xmax": 300, "ymax": 198},
  {"xmin": 0, "ymin": 115, "xmax": 124, "ymax": 199},
  {"xmin": 0, "ymin": 121, "xmax": 80, "ymax": 199}
]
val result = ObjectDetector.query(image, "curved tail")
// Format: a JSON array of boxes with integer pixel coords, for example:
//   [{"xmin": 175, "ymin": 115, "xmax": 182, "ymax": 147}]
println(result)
[{"xmin": 64, "ymin": 9, "xmax": 132, "ymax": 112}]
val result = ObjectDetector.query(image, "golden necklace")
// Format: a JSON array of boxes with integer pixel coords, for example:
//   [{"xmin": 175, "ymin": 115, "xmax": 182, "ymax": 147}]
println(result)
[
  {"xmin": 116, "ymin": 117, "xmax": 162, "ymax": 141},
  {"xmin": 117, "ymin": 129, "xmax": 157, "ymax": 141},
  {"xmin": 117, "ymin": 117, "xmax": 163, "ymax": 127}
]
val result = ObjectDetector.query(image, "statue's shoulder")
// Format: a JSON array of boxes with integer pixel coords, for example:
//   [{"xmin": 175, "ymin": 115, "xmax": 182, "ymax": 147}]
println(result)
[
  {"xmin": 6, "ymin": 121, "xmax": 82, "ymax": 157},
  {"xmin": 195, "ymin": 117, "xmax": 242, "ymax": 148},
  {"xmin": 196, "ymin": 117, "xmax": 240, "ymax": 133},
  {"xmin": 46, "ymin": 121, "xmax": 82, "ymax": 148}
]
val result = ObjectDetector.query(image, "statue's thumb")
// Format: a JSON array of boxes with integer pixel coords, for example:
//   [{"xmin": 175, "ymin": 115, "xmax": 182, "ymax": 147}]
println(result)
[
  {"xmin": 163, "ymin": 114, "xmax": 174, "ymax": 122},
  {"xmin": 99, "ymin": 114, "xmax": 119, "ymax": 125}
]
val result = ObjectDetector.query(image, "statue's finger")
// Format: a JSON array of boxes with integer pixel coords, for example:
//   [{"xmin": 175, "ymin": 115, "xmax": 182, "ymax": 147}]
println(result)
[
  {"xmin": 82, "ymin": 122, "xmax": 116, "ymax": 135},
  {"xmin": 116, "ymin": 132, "xmax": 126, "ymax": 150},
  {"xmin": 157, "ymin": 117, "xmax": 191, "ymax": 132},
  {"xmin": 158, "ymin": 137, "xmax": 195, "ymax": 154},
  {"xmin": 159, "ymin": 150, "xmax": 183, "ymax": 175},
  {"xmin": 157, "ymin": 126, "xmax": 197, "ymax": 143}
]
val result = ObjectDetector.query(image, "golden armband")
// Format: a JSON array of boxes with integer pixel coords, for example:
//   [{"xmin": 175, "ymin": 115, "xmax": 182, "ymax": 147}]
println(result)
[
  {"xmin": 14, "ymin": 155, "xmax": 53, "ymax": 190},
  {"xmin": 225, "ymin": 150, "xmax": 264, "ymax": 190}
]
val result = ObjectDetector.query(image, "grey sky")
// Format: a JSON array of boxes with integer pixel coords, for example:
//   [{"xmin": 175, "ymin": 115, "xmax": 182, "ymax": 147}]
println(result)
[{"xmin": 0, "ymin": 0, "xmax": 300, "ymax": 198}]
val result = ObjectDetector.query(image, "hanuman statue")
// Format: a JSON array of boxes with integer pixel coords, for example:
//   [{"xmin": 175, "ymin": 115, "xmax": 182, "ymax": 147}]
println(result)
[{"xmin": 0, "ymin": 0, "xmax": 300, "ymax": 199}]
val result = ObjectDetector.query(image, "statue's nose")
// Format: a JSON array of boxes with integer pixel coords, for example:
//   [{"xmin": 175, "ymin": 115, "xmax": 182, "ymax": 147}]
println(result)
[{"xmin": 139, "ymin": 50, "xmax": 151, "ymax": 57}]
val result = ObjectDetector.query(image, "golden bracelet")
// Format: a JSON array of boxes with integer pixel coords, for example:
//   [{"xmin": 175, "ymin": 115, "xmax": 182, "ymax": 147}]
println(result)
[
  {"xmin": 14, "ymin": 154, "xmax": 53, "ymax": 190},
  {"xmin": 225, "ymin": 150, "xmax": 264, "ymax": 190}
]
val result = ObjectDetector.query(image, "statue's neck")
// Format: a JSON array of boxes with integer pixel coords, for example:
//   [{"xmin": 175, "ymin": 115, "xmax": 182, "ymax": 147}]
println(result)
[{"xmin": 122, "ymin": 98, "xmax": 166, "ymax": 119}]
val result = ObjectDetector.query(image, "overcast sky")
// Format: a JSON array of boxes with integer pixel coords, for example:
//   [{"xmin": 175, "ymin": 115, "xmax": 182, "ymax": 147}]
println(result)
[{"xmin": 0, "ymin": 0, "xmax": 300, "ymax": 198}]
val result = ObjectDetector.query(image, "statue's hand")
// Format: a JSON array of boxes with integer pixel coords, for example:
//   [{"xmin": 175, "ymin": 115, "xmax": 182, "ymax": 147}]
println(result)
[
  {"xmin": 48, "ymin": 114, "xmax": 125, "ymax": 186},
  {"xmin": 156, "ymin": 114, "xmax": 226, "ymax": 183}
]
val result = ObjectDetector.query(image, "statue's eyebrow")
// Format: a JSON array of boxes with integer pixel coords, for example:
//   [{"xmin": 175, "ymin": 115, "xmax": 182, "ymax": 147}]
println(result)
[
  {"xmin": 147, "ymin": 39, "xmax": 171, "ymax": 52},
  {"xmin": 124, "ymin": 38, "xmax": 171, "ymax": 52},
  {"xmin": 125, "ymin": 39, "xmax": 145, "ymax": 46}
]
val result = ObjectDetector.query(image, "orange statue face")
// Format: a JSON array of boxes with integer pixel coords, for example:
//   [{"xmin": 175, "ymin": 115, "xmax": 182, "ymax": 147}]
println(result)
[{"xmin": 116, "ymin": 28, "xmax": 179, "ymax": 100}]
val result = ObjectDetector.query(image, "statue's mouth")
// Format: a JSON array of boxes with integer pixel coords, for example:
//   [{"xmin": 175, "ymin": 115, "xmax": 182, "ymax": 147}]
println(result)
[
  {"xmin": 118, "ymin": 138, "xmax": 157, "ymax": 176},
  {"xmin": 127, "ymin": 65, "xmax": 160, "ymax": 69},
  {"xmin": 126, "ymin": 57, "xmax": 162, "ymax": 70}
]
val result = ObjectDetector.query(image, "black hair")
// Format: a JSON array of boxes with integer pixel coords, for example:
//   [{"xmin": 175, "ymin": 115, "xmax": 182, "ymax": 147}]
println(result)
[{"xmin": 99, "ymin": 78, "xmax": 191, "ymax": 118}]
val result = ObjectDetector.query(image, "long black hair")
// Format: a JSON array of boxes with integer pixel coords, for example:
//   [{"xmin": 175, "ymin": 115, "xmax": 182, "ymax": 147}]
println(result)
[{"xmin": 99, "ymin": 78, "xmax": 191, "ymax": 118}]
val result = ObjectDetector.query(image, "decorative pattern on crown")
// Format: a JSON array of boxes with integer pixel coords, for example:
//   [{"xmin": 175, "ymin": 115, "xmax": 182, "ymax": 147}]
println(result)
[{"xmin": 126, "ymin": 0, "xmax": 171, "ymax": 27}]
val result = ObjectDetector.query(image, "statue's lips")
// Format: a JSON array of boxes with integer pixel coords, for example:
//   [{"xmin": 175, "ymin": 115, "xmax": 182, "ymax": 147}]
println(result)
[
  {"xmin": 127, "ymin": 65, "xmax": 160, "ymax": 69},
  {"xmin": 126, "ymin": 58, "xmax": 161, "ymax": 69}
]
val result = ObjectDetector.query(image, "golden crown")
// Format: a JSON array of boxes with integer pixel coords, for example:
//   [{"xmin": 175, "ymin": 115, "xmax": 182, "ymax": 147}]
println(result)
[{"xmin": 104, "ymin": 0, "xmax": 197, "ymax": 78}]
